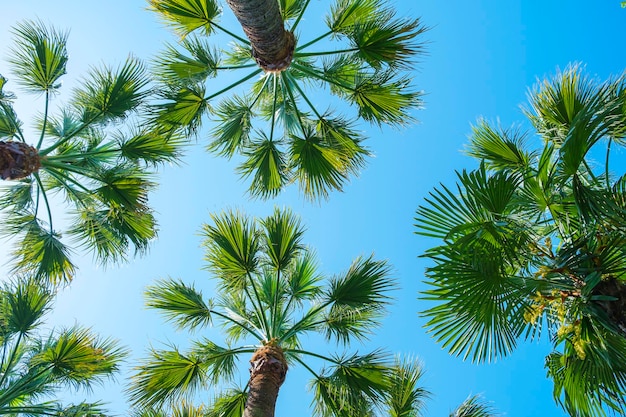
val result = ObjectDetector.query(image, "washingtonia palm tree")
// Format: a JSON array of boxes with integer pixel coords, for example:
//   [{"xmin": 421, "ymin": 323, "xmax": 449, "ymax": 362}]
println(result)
[
  {"xmin": 0, "ymin": 20, "xmax": 183, "ymax": 283},
  {"xmin": 415, "ymin": 65, "xmax": 626, "ymax": 417},
  {"xmin": 128, "ymin": 208, "xmax": 397, "ymax": 417},
  {"xmin": 147, "ymin": 0, "xmax": 426, "ymax": 200},
  {"xmin": 0, "ymin": 277, "xmax": 126, "ymax": 416}
]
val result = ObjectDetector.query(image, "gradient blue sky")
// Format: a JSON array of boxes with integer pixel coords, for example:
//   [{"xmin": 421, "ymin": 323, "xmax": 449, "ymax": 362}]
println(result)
[{"xmin": 2, "ymin": 1, "xmax": 626, "ymax": 416}]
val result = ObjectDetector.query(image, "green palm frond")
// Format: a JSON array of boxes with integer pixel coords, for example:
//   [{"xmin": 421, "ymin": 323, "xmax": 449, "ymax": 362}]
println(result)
[
  {"xmin": 11, "ymin": 216, "xmax": 75, "ymax": 284},
  {"xmin": 465, "ymin": 120, "xmax": 533, "ymax": 173},
  {"xmin": 35, "ymin": 327, "xmax": 125, "ymax": 388},
  {"xmin": 259, "ymin": 207, "xmax": 305, "ymax": 271},
  {"xmin": 350, "ymin": 72, "xmax": 422, "ymax": 127},
  {"xmin": 205, "ymin": 388, "xmax": 247, "ymax": 417},
  {"xmin": 208, "ymin": 95, "xmax": 255, "ymax": 157},
  {"xmin": 145, "ymin": 279, "xmax": 214, "ymax": 331},
  {"xmin": 117, "ymin": 128, "xmax": 186, "ymax": 166},
  {"xmin": 311, "ymin": 350, "xmax": 390, "ymax": 417},
  {"xmin": 128, "ymin": 346, "xmax": 209, "ymax": 408},
  {"xmin": 154, "ymin": 37, "xmax": 220, "ymax": 83},
  {"xmin": 0, "ymin": 79, "xmax": 22, "ymax": 139},
  {"xmin": 385, "ymin": 357, "xmax": 430, "ymax": 417},
  {"xmin": 0, "ymin": 278, "xmax": 52, "ymax": 336},
  {"xmin": 450, "ymin": 395, "xmax": 499, "ymax": 417},
  {"xmin": 72, "ymin": 57, "xmax": 149, "ymax": 125},
  {"xmin": 151, "ymin": 83, "xmax": 209, "ymax": 134},
  {"xmin": 327, "ymin": 0, "xmax": 384, "ymax": 35},
  {"xmin": 202, "ymin": 210, "xmax": 260, "ymax": 285},
  {"xmin": 191, "ymin": 339, "xmax": 246, "ymax": 384},
  {"xmin": 285, "ymin": 252, "xmax": 323, "ymax": 304},
  {"xmin": 237, "ymin": 134, "xmax": 290, "ymax": 199},
  {"xmin": 149, "ymin": 0, "xmax": 222, "ymax": 38},
  {"xmin": 325, "ymin": 255, "xmax": 395, "ymax": 310},
  {"xmin": 279, "ymin": 0, "xmax": 308, "ymax": 21},
  {"xmin": 349, "ymin": 14, "xmax": 425, "ymax": 70},
  {"xmin": 421, "ymin": 244, "xmax": 531, "ymax": 363},
  {"xmin": 9, "ymin": 20, "xmax": 68, "ymax": 93}
]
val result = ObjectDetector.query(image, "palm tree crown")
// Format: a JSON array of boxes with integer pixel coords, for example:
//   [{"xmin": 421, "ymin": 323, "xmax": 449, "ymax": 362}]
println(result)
[
  {"xmin": 128, "ymin": 207, "xmax": 397, "ymax": 417},
  {"xmin": 147, "ymin": 0, "xmax": 426, "ymax": 200},
  {"xmin": 0, "ymin": 276, "xmax": 126, "ymax": 416},
  {"xmin": 0, "ymin": 20, "xmax": 184, "ymax": 283},
  {"xmin": 415, "ymin": 65, "xmax": 626, "ymax": 417}
]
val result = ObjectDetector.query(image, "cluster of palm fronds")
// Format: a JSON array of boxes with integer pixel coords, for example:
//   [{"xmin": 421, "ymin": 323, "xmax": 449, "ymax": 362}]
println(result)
[{"xmin": 416, "ymin": 65, "xmax": 626, "ymax": 417}]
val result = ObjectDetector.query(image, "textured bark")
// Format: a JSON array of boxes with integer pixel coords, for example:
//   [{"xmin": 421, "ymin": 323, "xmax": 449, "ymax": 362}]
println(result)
[
  {"xmin": 0, "ymin": 141, "xmax": 41, "ymax": 180},
  {"xmin": 243, "ymin": 344, "xmax": 288, "ymax": 417},
  {"xmin": 225, "ymin": 0, "xmax": 295, "ymax": 72}
]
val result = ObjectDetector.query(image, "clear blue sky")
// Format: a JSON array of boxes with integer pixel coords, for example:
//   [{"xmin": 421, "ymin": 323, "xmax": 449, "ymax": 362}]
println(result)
[{"xmin": 1, "ymin": 1, "xmax": 626, "ymax": 416}]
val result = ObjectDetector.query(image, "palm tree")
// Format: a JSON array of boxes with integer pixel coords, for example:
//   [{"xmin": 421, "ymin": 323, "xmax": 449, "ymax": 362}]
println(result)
[
  {"xmin": 147, "ymin": 0, "xmax": 426, "ymax": 200},
  {"xmin": 415, "ymin": 65, "xmax": 626, "ymax": 416},
  {"xmin": 0, "ymin": 20, "xmax": 184, "ymax": 283},
  {"xmin": 128, "ymin": 207, "xmax": 397, "ymax": 417},
  {"xmin": 0, "ymin": 276, "xmax": 126, "ymax": 416}
]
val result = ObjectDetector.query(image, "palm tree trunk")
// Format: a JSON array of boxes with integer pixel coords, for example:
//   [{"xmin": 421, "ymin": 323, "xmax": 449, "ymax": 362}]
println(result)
[
  {"xmin": 0, "ymin": 141, "xmax": 41, "ymax": 180},
  {"xmin": 243, "ymin": 344, "xmax": 288, "ymax": 417},
  {"xmin": 225, "ymin": 0, "xmax": 295, "ymax": 72}
]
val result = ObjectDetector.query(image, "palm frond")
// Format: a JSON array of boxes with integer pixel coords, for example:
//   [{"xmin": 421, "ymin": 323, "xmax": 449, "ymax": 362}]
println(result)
[
  {"xmin": 202, "ymin": 210, "xmax": 260, "ymax": 286},
  {"xmin": 145, "ymin": 279, "xmax": 214, "ymax": 331},
  {"xmin": 34, "ymin": 327, "xmax": 125, "ymax": 388},
  {"xmin": 465, "ymin": 120, "xmax": 533, "ymax": 173},
  {"xmin": 128, "ymin": 346, "xmax": 209, "ymax": 408},
  {"xmin": 385, "ymin": 357, "xmax": 431, "ymax": 417},
  {"xmin": 206, "ymin": 388, "xmax": 247, "ymax": 417},
  {"xmin": 208, "ymin": 95, "xmax": 255, "ymax": 157},
  {"xmin": 9, "ymin": 20, "xmax": 68, "ymax": 93},
  {"xmin": 349, "ymin": 15, "xmax": 426, "ymax": 70},
  {"xmin": 325, "ymin": 255, "xmax": 395, "ymax": 310},
  {"xmin": 237, "ymin": 134, "xmax": 290, "ymax": 199},
  {"xmin": 153, "ymin": 37, "xmax": 219, "ymax": 84},
  {"xmin": 148, "ymin": 0, "xmax": 222, "ymax": 38},
  {"xmin": 260, "ymin": 207, "xmax": 305, "ymax": 271},
  {"xmin": 350, "ymin": 72, "xmax": 422, "ymax": 127},
  {"xmin": 11, "ymin": 217, "xmax": 75, "ymax": 284},
  {"xmin": 450, "ymin": 394, "xmax": 500, "ymax": 417},
  {"xmin": 73, "ymin": 57, "xmax": 149, "ymax": 125},
  {"xmin": 0, "ymin": 278, "xmax": 52, "ymax": 336},
  {"xmin": 117, "ymin": 127, "xmax": 186, "ymax": 166}
]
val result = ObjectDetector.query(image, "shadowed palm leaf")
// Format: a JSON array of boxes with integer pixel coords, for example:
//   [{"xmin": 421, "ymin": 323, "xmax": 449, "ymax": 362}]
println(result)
[
  {"xmin": 0, "ymin": 20, "xmax": 184, "ymax": 283},
  {"xmin": 148, "ymin": 0, "xmax": 426, "ymax": 200},
  {"xmin": 416, "ymin": 65, "xmax": 626, "ymax": 416}
]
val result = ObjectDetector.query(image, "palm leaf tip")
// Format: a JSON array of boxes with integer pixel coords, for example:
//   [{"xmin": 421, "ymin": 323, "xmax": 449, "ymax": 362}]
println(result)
[{"xmin": 148, "ymin": 0, "xmax": 222, "ymax": 37}]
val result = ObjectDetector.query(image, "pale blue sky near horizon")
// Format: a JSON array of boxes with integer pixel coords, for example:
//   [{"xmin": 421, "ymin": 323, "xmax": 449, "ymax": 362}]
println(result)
[{"xmin": 1, "ymin": 1, "xmax": 626, "ymax": 416}]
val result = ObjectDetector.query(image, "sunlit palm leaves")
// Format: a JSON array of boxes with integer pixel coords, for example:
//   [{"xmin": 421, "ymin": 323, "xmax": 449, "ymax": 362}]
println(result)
[
  {"xmin": 0, "ymin": 20, "xmax": 184, "ymax": 283},
  {"xmin": 416, "ymin": 65, "xmax": 626, "ymax": 416},
  {"xmin": 148, "ymin": 0, "xmax": 426, "ymax": 200},
  {"xmin": 0, "ymin": 277, "xmax": 126, "ymax": 416},
  {"xmin": 129, "ymin": 208, "xmax": 396, "ymax": 417}
]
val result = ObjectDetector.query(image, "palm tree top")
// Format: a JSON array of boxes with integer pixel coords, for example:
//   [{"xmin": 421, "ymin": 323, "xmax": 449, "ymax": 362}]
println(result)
[
  {"xmin": 415, "ymin": 64, "xmax": 626, "ymax": 416},
  {"xmin": 0, "ymin": 19, "xmax": 185, "ymax": 283},
  {"xmin": 147, "ymin": 0, "xmax": 427, "ymax": 200},
  {"xmin": 128, "ymin": 207, "xmax": 398, "ymax": 417}
]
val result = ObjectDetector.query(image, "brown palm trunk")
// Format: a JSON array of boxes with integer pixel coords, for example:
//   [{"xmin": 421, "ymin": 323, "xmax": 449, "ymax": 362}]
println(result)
[
  {"xmin": 243, "ymin": 344, "xmax": 288, "ymax": 417},
  {"xmin": 0, "ymin": 141, "xmax": 41, "ymax": 180},
  {"xmin": 225, "ymin": 0, "xmax": 295, "ymax": 72}
]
